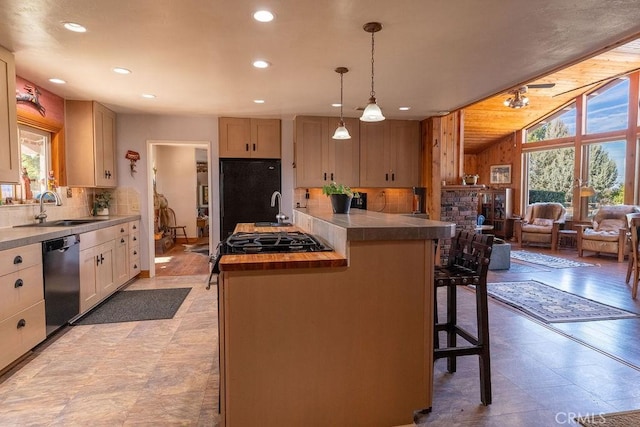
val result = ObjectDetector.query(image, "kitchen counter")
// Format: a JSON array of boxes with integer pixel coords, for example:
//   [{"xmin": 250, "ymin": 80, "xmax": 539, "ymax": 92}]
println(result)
[
  {"xmin": 0, "ymin": 216, "xmax": 142, "ymax": 250},
  {"xmin": 218, "ymin": 211, "xmax": 455, "ymax": 427}
]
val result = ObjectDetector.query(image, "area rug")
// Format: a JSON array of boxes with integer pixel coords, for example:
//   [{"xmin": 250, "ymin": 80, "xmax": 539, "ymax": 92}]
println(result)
[
  {"xmin": 74, "ymin": 288, "xmax": 192, "ymax": 325},
  {"xmin": 510, "ymin": 250, "xmax": 596, "ymax": 268},
  {"xmin": 577, "ymin": 409, "xmax": 640, "ymax": 426},
  {"xmin": 484, "ymin": 280, "xmax": 638, "ymax": 323}
]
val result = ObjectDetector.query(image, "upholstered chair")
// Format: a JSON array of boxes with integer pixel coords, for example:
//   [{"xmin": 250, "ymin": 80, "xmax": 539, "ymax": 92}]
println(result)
[
  {"xmin": 515, "ymin": 202, "xmax": 566, "ymax": 249},
  {"xmin": 576, "ymin": 205, "xmax": 640, "ymax": 262}
]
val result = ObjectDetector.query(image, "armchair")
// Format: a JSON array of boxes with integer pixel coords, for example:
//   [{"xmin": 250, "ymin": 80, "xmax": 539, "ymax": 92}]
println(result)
[
  {"xmin": 515, "ymin": 202, "xmax": 566, "ymax": 250},
  {"xmin": 576, "ymin": 205, "xmax": 640, "ymax": 262}
]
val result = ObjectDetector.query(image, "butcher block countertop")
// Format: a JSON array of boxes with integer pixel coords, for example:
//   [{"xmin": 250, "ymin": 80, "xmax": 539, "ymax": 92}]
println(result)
[{"xmin": 218, "ymin": 222, "xmax": 348, "ymax": 272}]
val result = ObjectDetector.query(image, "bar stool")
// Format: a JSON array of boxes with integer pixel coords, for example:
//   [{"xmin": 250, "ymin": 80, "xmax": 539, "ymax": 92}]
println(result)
[{"xmin": 433, "ymin": 230, "xmax": 494, "ymax": 405}]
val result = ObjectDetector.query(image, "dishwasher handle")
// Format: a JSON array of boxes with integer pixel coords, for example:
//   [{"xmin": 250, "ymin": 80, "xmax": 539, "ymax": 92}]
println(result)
[{"xmin": 43, "ymin": 235, "xmax": 80, "ymax": 252}]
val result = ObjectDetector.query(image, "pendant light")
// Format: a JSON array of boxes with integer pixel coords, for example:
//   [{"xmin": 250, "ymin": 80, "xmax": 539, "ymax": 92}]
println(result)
[
  {"xmin": 332, "ymin": 67, "xmax": 351, "ymax": 139},
  {"xmin": 360, "ymin": 22, "xmax": 385, "ymax": 122}
]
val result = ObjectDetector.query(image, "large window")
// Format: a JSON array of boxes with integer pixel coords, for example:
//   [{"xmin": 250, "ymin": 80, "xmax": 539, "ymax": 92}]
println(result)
[
  {"xmin": 586, "ymin": 140, "xmax": 626, "ymax": 206},
  {"xmin": 585, "ymin": 78, "xmax": 629, "ymax": 134},
  {"xmin": 525, "ymin": 147, "xmax": 575, "ymax": 213},
  {"xmin": 526, "ymin": 102, "xmax": 576, "ymax": 142}
]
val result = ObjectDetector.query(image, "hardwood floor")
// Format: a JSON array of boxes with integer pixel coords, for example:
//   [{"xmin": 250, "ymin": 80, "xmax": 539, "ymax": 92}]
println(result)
[
  {"xmin": 155, "ymin": 237, "xmax": 211, "ymax": 277},
  {"xmin": 1, "ymin": 242, "xmax": 639, "ymax": 426}
]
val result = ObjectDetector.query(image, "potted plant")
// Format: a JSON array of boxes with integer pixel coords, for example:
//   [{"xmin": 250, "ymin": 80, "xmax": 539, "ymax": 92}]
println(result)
[
  {"xmin": 94, "ymin": 191, "xmax": 112, "ymax": 216},
  {"xmin": 322, "ymin": 182, "xmax": 359, "ymax": 214}
]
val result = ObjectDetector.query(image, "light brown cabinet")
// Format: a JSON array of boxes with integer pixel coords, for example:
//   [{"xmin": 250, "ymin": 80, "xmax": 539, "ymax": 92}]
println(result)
[
  {"xmin": 128, "ymin": 220, "xmax": 141, "ymax": 278},
  {"xmin": 0, "ymin": 46, "xmax": 19, "ymax": 183},
  {"xmin": 294, "ymin": 116, "xmax": 360, "ymax": 187},
  {"xmin": 114, "ymin": 224, "xmax": 129, "ymax": 287},
  {"xmin": 0, "ymin": 243, "xmax": 46, "ymax": 371},
  {"xmin": 360, "ymin": 120, "xmax": 421, "ymax": 187},
  {"xmin": 219, "ymin": 117, "xmax": 281, "ymax": 158},
  {"xmin": 65, "ymin": 100, "xmax": 117, "ymax": 187},
  {"xmin": 478, "ymin": 188, "xmax": 513, "ymax": 239},
  {"xmin": 79, "ymin": 227, "xmax": 116, "ymax": 313}
]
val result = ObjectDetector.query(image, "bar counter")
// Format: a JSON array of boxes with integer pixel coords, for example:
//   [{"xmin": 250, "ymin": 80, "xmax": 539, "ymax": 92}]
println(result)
[{"xmin": 218, "ymin": 209, "xmax": 454, "ymax": 427}]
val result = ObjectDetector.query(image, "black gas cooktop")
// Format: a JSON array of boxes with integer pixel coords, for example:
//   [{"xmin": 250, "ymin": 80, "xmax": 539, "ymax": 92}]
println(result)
[{"xmin": 224, "ymin": 231, "xmax": 332, "ymax": 254}]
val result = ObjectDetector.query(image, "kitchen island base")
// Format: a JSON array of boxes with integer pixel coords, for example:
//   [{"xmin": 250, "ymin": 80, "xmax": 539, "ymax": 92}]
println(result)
[{"xmin": 219, "ymin": 239, "xmax": 434, "ymax": 427}]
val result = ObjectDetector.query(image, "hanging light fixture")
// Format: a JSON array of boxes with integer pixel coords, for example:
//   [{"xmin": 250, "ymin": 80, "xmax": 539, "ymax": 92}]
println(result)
[
  {"xmin": 360, "ymin": 22, "xmax": 385, "ymax": 122},
  {"xmin": 503, "ymin": 86, "xmax": 529, "ymax": 109},
  {"xmin": 332, "ymin": 67, "xmax": 351, "ymax": 139}
]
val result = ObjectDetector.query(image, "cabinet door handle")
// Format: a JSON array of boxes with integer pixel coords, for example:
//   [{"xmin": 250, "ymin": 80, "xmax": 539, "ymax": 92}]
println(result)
[
  {"xmin": 17, "ymin": 319, "xmax": 26, "ymax": 329},
  {"xmin": 121, "ymin": 228, "xmax": 125, "ymax": 233},
  {"xmin": 385, "ymin": 173, "xmax": 389, "ymax": 181},
  {"xmin": 245, "ymin": 143, "xmax": 249, "ymax": 151},
  {"xmin": 13, "ymin": 255, "xmax": 23, "ymax": 265},
  {"xmin": 134, "ymin": 264, "xmax": 138, "ymax": 269},
  {"xmin": 132, "ymin": 225, "xmax": 137, "ymax": 230},
  {"xmin": 133, "ymin": 250, "xmax": 137, "ymax": 255},
  {"xmin": 133, "ymin": 236, "xmax": 137, "ymax": 242},
  {"xmin": 14, "ymin": 279, "xmax": 24, "ymax": 288},
  {"xmin": 253, "ymin": 143, "xmax": 256, "ymax": 151},
  {"xmin": 100, "ymin": 254, "xmax": 105, "ymax": 264},
  {"xmin": 330, "ymin": 173, "xmax": 334, "ymax": 181},
  {"xmin": 324, "ymin": 172, "xmax": 327, "ymax": 181},
  {"xmin": 121, "ymin": 238, "xmax": 125, "ymax": 243},
  {"xmin": 96, "ymin": 255, "xmax": 100, "ymax": 266},
  {"xmin": 392, "ymin": 173, "xmax": 395, "ymax": 181}
]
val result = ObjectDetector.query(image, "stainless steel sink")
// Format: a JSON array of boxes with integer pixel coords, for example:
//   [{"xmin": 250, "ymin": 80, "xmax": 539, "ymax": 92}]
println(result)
[{"xmin": 14, "ymin": 219, "xmax": 107, "ymax": 228}]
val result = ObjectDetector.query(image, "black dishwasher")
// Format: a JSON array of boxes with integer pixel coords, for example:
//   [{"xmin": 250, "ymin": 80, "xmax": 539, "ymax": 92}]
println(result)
[{"xmin": 43, "ymin": 235, "xmax": 80, "ymax": 336}]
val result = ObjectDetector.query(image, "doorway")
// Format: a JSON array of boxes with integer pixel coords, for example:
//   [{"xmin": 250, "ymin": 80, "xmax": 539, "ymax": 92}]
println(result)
[{"xmin": 146, "ymin": 141, "xmax": 212, "ymax": 278}]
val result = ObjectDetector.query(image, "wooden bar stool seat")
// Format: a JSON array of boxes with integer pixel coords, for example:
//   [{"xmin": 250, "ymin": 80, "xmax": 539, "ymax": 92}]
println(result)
[{"xmin": 433, "ymin": 230, "xmax": 494, "ymax": 405}]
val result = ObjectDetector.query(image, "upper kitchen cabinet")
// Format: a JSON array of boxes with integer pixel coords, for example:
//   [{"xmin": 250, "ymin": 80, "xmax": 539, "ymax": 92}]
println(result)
[
  {"xmin": 360, "ymin": 120, "xmax": 421, "ymax": 188},
  {"xmin": 65, "ymin": 100, "xmax": 117, "ymax": 187},
  {"xmin": 219, "ymin": 117, "xmax": 281, "ymax": 158},
  {"xmin": 0, "ymin": 46, "xmax": 19, "ymax": 183},
  {"xmin": 294, "ymin": 116, "xmax": 360, "ymax": 188}
]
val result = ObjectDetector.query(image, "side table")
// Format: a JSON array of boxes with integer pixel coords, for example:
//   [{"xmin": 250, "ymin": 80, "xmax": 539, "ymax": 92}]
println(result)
[{"xmin": 558, "ymin": 229, "xmax": 577, "ymax": 249}]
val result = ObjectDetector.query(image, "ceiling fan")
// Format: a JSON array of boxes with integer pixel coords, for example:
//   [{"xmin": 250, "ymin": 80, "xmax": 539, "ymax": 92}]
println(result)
[{"xmin": 504, "ymin": 83, "xmax": 556, "ymax": 109}]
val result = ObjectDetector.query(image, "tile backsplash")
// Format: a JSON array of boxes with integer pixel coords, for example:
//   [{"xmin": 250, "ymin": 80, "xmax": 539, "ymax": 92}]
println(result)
[
  {"xmin": 0, "ymin": 186, "xmax": 141, "ymax": 228},
  {"xmin": 293, "ymin": 187, "xmax": 417, "ymax": 214}
]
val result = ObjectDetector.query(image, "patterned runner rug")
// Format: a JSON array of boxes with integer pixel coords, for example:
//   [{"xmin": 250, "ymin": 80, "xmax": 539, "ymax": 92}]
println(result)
[
  {"xmin": 577, "ymin": 409, "xmax": 640, "ymax": 426},
  {"xmin": 484, "ymin": 280, "xmax": 638, "ymax": 323},
  {"xmin": 510, "ymin": 250, "xmax": 596, "ymax": 268}
]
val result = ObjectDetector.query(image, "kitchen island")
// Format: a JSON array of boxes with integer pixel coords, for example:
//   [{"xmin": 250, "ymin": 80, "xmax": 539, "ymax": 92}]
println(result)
[{"xmin": 218, "ymin": 209, "xmax": 454, "ymax": 427}]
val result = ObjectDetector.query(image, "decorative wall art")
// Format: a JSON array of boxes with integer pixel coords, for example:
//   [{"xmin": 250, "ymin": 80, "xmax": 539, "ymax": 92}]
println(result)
[{"xmin": 490, "ymin": 164, "xmax": 512, "ymax": 184}]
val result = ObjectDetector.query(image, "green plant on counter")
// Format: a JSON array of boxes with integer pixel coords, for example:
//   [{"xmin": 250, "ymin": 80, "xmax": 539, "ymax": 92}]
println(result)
[
  {"xmin": 322, "ymin": 182, "xmax": 359, "ymax": 198},
  {"xmin": 95, "ymin": 191, "xmax": 112, "ymax": 209}
]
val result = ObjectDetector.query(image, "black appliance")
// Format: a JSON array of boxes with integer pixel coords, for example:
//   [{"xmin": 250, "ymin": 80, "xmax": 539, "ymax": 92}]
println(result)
[
  {"xmin": 220, "ymin": 159, "xmax": 282, "ymax": 239},
  {"xmin": 43, "ymin": 235, "xmax": 80, "ymax": 336},
  {"xmin": 211, "ymin": 231, "xmax": 332, "ymax": 274},
  {"xmin": 350, "ymin": 192, "xmax": 367, "ymax": 209}
]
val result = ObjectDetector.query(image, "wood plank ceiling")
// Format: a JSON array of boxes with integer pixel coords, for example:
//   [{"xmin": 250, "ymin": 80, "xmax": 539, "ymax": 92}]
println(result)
[{"xmin": 462, "ymin": 38, "xmax": 640, "ymax": 154}]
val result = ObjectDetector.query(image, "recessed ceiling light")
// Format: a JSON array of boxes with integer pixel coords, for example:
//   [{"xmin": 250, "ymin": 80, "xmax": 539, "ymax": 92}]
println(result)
[
  {"xmin": 331, "ymin": 103, "xmax": 341, "ymax": 108},
  {"xmin": 254, "ymin": 99, "xmax": 265, "ymax": 104},
  {"xmin": 141, "ymin": 94, "xmax": 156, "ymax": 99},
  {"xmin": 113, "ymin": 67, "xmax": 131, "ymax": 75},
  {"xmin": 49, "ymin": 78, "xmax": 66, "ymax": 84},
  {"xmin": 252, "ymin": 60, "xmax": 270, "ymax": 69},
  {"xmin": 63, "ymin": 22, "xmax": 87, "ymax": 33},
  {"xmin": 399, "ymin": 106, "xmax": 411, "ymax": 111},
  {"xmin": 253, "ymin": 10, "xmax": 274, "ymax": 22}
]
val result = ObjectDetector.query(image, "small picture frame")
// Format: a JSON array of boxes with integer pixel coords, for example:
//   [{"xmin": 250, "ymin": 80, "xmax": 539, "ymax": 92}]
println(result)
[
  {"xmin": 490, "ymin": 164, "xmax": 511, "ymax": 184},
  {"xmin": 199, "ymin": 185, "xmax": 209, "ymax": 207}
]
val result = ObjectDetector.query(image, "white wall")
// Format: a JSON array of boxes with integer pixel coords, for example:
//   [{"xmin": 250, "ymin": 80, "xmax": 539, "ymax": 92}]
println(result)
[
  {"xmin": 155, "ymin": 145, "xmax": 197, "ymax": 238},
  {"xmin": 116, "ymin": 114, "xmax": 294, "ymax": 274}
]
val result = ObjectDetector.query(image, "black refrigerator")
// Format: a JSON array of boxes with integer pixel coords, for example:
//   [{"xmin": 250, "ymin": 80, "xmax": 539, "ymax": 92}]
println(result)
[{"xmin": 219, "ymin": 159, "xmax": 281, "ymax": 238}]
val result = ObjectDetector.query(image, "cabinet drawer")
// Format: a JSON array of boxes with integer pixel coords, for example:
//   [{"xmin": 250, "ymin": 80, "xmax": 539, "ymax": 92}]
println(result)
[
  {"xmin": 130, "ymin": 231, "xmax": 140, "ymax": 247},
  {"xmin": 129, "ymin": 244, "xmax": 140, "ymax": 260},
  {"xmin": 80, "ymin": 226, "xmax": 118, "ymax": 250},
  {"xmin": 0, "ymin": 300, "xmax": 46, "ymax": 371},
  {"xmin": 129, "ymin": 220, "xmax": 140, "ymax": 234},
  {"xmin": 0, "ymin": 243, "xmax": 41, "ymax": 277},
  {"xmin": 129, "ymin": 260, "xmax": 141, "ymax": 278},
  {"xmin": 115, "ymin": 223, "xmax": 129, "ymax": 237},
  {"xmin": 0, "ymin": 264, "xmax": 43, "ymax": 321}
]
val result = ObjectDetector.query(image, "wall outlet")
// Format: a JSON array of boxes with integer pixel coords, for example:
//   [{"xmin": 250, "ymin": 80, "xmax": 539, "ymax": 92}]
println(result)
[{"xmin": 66, "ymin": 188, "xmax": 73, "ymax": 198}]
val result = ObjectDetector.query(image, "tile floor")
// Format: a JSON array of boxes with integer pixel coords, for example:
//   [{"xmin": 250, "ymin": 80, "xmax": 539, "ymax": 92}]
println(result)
[{"xmin": 1, "ymin": 274, "xmax": 640, "ymax": 426}]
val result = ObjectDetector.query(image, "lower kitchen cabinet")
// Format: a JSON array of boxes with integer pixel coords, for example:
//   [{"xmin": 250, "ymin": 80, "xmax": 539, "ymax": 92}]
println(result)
[
  {"xmin": 114, "ymin": 223, "xmax": 130, "ymax": 287},
  {"xmin": 79, "ymin": 230, "xmax": 116, "ymax": 314},
  {"xmin": 0, "ymin": 243, "xmax": 46, "ymax": 371},
  {"xmin": 129, "ymin": 220, "xmax": 141, "ymax": 278}
]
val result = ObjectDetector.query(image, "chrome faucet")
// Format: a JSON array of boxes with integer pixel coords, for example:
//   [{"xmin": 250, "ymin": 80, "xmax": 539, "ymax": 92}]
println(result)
[
  {"xmin": 270, "ymin": 191, "xmax": 288, "ymax": 224},
  {"xmin": 35, "ymin": 190, "xmax": 62, "ymax": 223}
]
